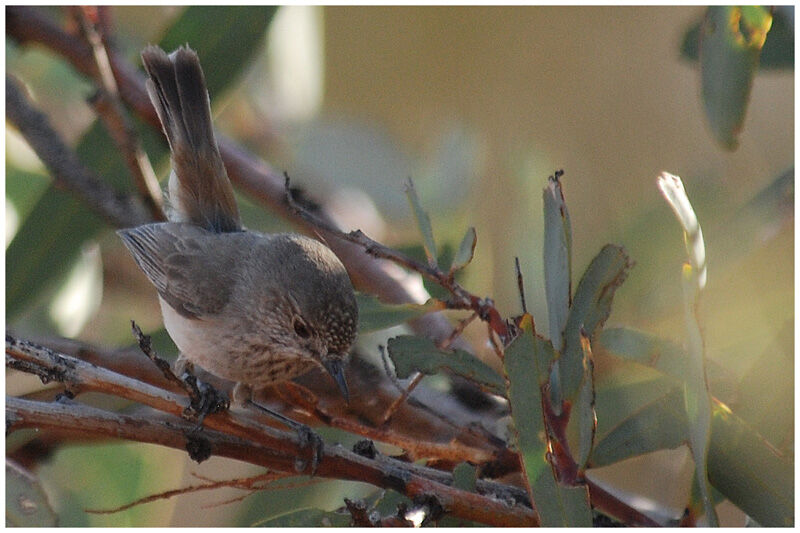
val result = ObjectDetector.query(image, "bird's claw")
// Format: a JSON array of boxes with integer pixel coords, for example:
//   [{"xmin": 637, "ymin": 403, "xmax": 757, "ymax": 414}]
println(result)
[
  {"xmin": 293, "ymin": 424, "xmax": 324, "ymax": 475},
  {"xmin": 181, "ymin": 371, "xmax": 230, "ymax": 424}
]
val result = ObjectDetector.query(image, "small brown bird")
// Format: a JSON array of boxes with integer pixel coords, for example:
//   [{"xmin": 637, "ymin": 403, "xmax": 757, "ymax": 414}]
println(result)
[{"xmin": 118, "ymin": 45, "xmax": 357, "ymax": 405}]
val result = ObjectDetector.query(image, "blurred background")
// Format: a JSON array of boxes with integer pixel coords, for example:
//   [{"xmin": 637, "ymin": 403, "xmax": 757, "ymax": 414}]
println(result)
[{"xmin": 6, "ymin": 6, "xmax": 793, "ymax": 526}]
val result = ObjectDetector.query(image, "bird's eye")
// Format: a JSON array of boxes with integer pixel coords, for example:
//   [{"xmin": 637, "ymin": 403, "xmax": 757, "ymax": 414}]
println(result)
[{"xmin": 293, "ymin": 318, "xmax": 311, "ymax": 339}]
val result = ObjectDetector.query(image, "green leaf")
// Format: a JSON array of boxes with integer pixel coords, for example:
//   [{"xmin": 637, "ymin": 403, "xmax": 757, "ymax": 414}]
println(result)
[
  {"xmin": 596, "ymin": 327, "xmax": 688, "ymax": 382},
  {"xmin": 387, "ymin": 335, "xmax": 505, "ymax": 395},
  {"xmin": 355, "ymin": 293, "xmax": 437, "ymax": 333},
  {"xmin": 5, "ymin": 167, "xmax": 50, "ymax": 224},
  {"xmin": 542, "ymin": 173, "xmax": 572, "ymax": 350},
  {"xmin": 699, "ymin": 6, "xmax": 773, "ymax": 150},
  {"xmin": 6, "ymin": 187, "xmax": 105, "ymax": 320},
  {"xmin": 452, "ymin": 462, "xmax": 477, "ymax": 492},
  {"xmin": 6, "ymin": 7, "xmax": 276, "ymax": 321},
  {"xmin": 573, "ymin": 334, "xmax": 596, "ymax": 472},
  {"xmin": 553, "ymin": 244, "xmax": 632, "ymax": 409},
  {"xmin": 590, "ymin": 358, "xmax": 793, "ymax": 526},
  {"xmin": 708, "ymin": 403, "xmax": 793, "ymax": 527},
  {"xmin": 503, "ymin": 315, "xmax": 591, "ymax": 527},
  {"xmin": 6, "ymin": 459, "xmax": 58, "ymax": 526},
  {"xmin": 369, "ymin": 489, "xmax": 411, "ymax": 518},
  {"xmin": 404, "ymin": 178, "xmax": 438, "ymax": 268},
  {"xmin": 449, "ymin": 226, "xmax": 476, "ymax": 273},
  {"xmin": 681, "ymin": 6, "xmax": 793, "ymax": 69},
  {"xmin": 733, "ymin": 324, "xmax": 793, "ymax": 453},
  {"xmin": 255, "ymin": 507, "xmax": 351, "ymax": 527},
  {"xmin": 530, "ymin": 479, "xmax": 592, "ymax": 528},
  {"xmin": 590, "ymin": 364, "xmax": 687, "ymax": 467},
  {"xmin": 159, "ymin": 6, "xmax": 277, "ymax": 95}
]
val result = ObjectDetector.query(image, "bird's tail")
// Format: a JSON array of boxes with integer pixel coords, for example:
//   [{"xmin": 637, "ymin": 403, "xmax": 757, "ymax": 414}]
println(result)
[{"xmin": 141, "ymin": 45, "xmax": 241, "ymax": 233}]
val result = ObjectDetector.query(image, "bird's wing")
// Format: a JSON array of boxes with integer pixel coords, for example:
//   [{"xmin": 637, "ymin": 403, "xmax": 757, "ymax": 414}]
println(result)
[{"xmin": 118, "ymin": 222, "xmax": 239, "ymax": 318}]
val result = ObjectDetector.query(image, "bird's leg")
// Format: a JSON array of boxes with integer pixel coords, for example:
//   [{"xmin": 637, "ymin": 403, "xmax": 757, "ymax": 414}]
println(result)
[
  {"xmin": 234, "ymin": 383, "xmax": 324, "ymax": 475},
  {"xmin": 174, "ymin": 354, "xmax": 229, "ymax": 422}
]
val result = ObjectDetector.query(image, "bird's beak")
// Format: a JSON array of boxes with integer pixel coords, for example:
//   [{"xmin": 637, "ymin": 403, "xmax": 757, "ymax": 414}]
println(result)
[{"xmin": 322, "ymin": 358, "xmax": 349, "ymax": 404}]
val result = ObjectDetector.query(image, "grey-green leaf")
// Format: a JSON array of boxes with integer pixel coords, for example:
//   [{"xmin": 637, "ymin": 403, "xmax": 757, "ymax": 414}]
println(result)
[
  {"xmin": 590, "ymin": 359, "xmax": 793, "ymax": 527},
  {"xmin": 590, "ymin": 366, "xmax": 687, "ymax": 467},
  {"xmin": 574, "ymin": 337, "xmax": 596, "ymax": 472},
  {"xmin": 700, "ymin": 6, "xmax": 773, "ymax": 150},
  {"xmin": 356, "ymin": 293, "xmax": 437, "ymax": 333},
  {"xmin": 596, "ymin": 327, "xmax": 688, "ymax": 382},
  {"xmin": 404, "ymin": 178, "xmax": 438, "ymax": 268},
  {"xmin": 681, "ymin": 6, "xmax": 791, "ymax": 70},
  {"xmin": 449, "ymin": 226, "xmax": 477, "ymax": 273},
  {"xmin": 452, "ymin": 462, "xmax": 477, "ymax": 492},
  {"xmin": 554, "ymin": 244, "xmax": 632, "ymax": 408},
  {"xmin": 255, "ymin": 507, "xmax": 352, "ymax": 527},
  {"xmin": 543, "ymin": 174, "xmax": 572, "ymax": 351},
  {"xmin": 387, "ymin": 335, "xmax": 504, "ymax": 395},
  {"xmin": 159, "ymin": 6, "xmax": 277, "ymax": 96},
  {"xmin": 503, "ymin": 315, "xmax": 591, "ymax": 526},
  {"xmin": 6, "ymin": 459, "xmax": 58, "ymax": 526},
  {"xmin": 709, "ymin": 405, "xmax": 793, "ymax": 527}
]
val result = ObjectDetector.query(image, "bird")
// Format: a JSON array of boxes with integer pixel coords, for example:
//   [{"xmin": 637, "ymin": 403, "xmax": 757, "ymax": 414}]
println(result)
[{"xmin": 118, "ymin": 45, "xmax": 358, "ymax": 409}]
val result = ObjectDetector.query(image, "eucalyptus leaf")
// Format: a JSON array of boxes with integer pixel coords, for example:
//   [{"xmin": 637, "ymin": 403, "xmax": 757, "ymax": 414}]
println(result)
[
  {"xmin": 708, "ymin": 403, "xmax": 793, "ymax": 527},
  {"xmin": 387, "ymin": 335, "xmax": 504, "ymax": 395},
  {"xmin": 5, "ymin": 167, "xmax": 50, "ymax": 224},
  {"xmin": 596, "ymin": 327, "xmax": 688, "ymax": 382},
  {"xmin": 158, "ymin": 6, "xmax": 277, "ymax": 95},
  {"xmin": 681, "ymin": 6, "xmax": 793, "ymax": 70},
  {"xmin": 452, "ymin": 462, "xmax": 477, "ymax": 492},
  {"xmin": 591, "ymin": 373, "xmax": 687, "ymax": 467},
  {"xmin": 356, "ymin": 293, "xmax": 438, "ymax": 333},
  {"xmin": 449, "ymin": 226, "xmax": 477, "ymax": 273},
  {"xmin": 542, "ymin": 173, "xmax": 572, "ymax": 351},
  {"xmin": 6, "ymin": 188, "xmax": 105, "ymax": 320},
  {"xmin": 553, "ymin": 244, "xmax": 632, "ymax": 408},
  {"xmin": 6, "ymin": 459, "xmax": 58, "ymax": 527},
  {"xmin": 404, "ymin": 178, "xmax": 438, "ymax": 268},
  {"xmin": 699, "ymin": 6, "xmax": 773, "ymax": 149},
  {"xmin": 255, "ymin": 507, "xmax": 351, "ymax": 527},
  {"xmin": 574, "ymin": 336, "xmax": 596, "ymax": 472},
  {"xmin": 590, "ymin": 358, "xmax": 793, "ymax": 526},
  {"xmin": 503, "ymin": 314, "xmax": 591, "ymax": 526},
  {"xmin": 530, "ymin": 478, "xmax": 592, "ymax": 528}
]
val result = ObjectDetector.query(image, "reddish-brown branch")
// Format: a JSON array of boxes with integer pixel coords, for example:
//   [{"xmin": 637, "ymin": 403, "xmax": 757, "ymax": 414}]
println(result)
[
  {"xmin": 73, "ymin": 6, "xmax": 165, "ymax": 221},
  {"xmin": 85, "ymin": 471, "xmax": 292, "ymax": 515},
  {"xmin": 7, "ymin": 397, "xmax": 538, "ymax": 527}
]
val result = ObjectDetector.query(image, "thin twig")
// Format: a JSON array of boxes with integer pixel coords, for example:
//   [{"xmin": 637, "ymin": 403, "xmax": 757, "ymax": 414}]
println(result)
[
  {"xmin": 439, "ymin": 311, "xmax": 478, "ymax": 351},
  {"xmin": 5, "ymin": 75, "xmax": 149, "ymax": 228},
  {"xmin": 129, "ymin": 321, "xmax": 186, "ymax": 394},
  {"xmin": 378, "ymin": 372, "xmax": 424, "ymax": 427},
  {"xmin": 85, "ymin": 471, "xmax": 290, "ymax": 514},
  {"xmin": 284, "ymin": 173, "xmax": 511, "ymax": 342},
  {"xmin": 74, "ymin": 6, "xmax": 165, "ymax": 221}
]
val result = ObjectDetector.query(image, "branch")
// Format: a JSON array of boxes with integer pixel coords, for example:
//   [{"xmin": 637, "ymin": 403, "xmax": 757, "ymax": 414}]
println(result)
[
  {"xmin": 73, "ymin": 6, "xmax": 165, "ymax": 221},
  {"xmin": 5, "ymin": 338, "xmax": 539, "ymax": 528},
  {"xmin": 285, "ymin": 174, "xmax": 511, "ymax": 342},
  {"xmin": 5, "ymin": 74, "xmax": 149, "ymax": 228},
  {"xmin": 8, "ymin": 331, "xmax": 513, "ymax": 470}
]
